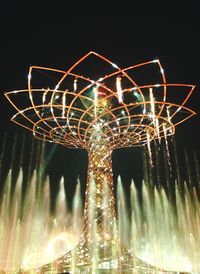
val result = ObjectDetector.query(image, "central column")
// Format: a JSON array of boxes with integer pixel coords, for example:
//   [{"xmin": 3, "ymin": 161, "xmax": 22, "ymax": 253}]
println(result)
[{"xmin": 78, "ymin": 125, "xmax": 119, "ymax": 268}]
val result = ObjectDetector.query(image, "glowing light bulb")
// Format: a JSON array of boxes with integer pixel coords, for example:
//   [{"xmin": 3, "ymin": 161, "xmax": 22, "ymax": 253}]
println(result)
[
  {"xmin": 116, "ymin": 76, "xmax": 123, "ymax": 103},
  {"xmin": 112, "ymin": 63, "xmax": 118, "ymax": 69},
  {"xmin": 160, "ymin": 68, "xmax": 164, "ymax": 74},
  {"xmin": 29, "ymin": 93, "xmax": 33, "ymax": 100},
  {"xmin": 73, "ymin": 78, "xmax": 77, "ymax": 92},
  {"xmin": 149, "ymin": 88, "xmax": 155, "ymax": 118},
  {"xmin": 62, "ymin": 93, "xmax": 66, "ymax": 118},
  {"xmin": 93, "ymin": 86, "xmax": 98, "ymax": 117},
  {"xmin": 42, "ymin": 89, "xmax": 48, "ymax": 104},
  {"xmin": 55, "ymin": 84, "xmax": 60, "ymax": 90}
]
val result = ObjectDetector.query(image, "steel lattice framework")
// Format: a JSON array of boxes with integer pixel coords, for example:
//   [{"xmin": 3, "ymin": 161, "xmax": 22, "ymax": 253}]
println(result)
[
  {"xmin": 5, "ymin": 51, "xmax": 196, "ymax": 149},
  {"xmin": 4, "ymin": 51, "xmax": 196, "ymax": 273}
]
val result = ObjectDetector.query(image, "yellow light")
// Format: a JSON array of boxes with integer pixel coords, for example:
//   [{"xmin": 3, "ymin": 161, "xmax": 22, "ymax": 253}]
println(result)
[{"xmin": 116, "ymin": 76, "xmax": 123, "ymax": 103}]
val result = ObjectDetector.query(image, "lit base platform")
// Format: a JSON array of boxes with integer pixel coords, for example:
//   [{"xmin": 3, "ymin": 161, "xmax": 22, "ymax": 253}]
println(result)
[{"xmin": 38, "ymin": 245, "xmax": 175, "ymax": 274}]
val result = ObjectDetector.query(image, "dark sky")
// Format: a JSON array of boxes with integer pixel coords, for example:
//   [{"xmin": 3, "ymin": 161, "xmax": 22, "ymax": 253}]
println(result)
[
  {"xmin": 0, "ymin": 1, "xmax": 199, "ymax": 201},
  {"xmin": 0, "ymin": 2, "xmax": 199, "ymax": 129}
]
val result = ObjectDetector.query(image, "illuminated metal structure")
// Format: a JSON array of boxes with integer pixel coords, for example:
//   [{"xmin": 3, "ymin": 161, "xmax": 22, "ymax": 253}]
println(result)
[{"xmin": 5, "ymin": 51, "xmax": 196, "ymax": 273}]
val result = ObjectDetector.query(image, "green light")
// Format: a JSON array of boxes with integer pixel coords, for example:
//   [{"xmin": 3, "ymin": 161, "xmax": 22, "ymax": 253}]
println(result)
[{"xmin": 133, "ymin": 91, "xmax": 139, "ymax": 98}]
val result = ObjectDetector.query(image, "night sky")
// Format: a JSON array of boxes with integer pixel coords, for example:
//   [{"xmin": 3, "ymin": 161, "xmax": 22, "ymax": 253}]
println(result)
[{"xmin": 0, "ymin": 2, "xmax": 199, "ymax": 204}]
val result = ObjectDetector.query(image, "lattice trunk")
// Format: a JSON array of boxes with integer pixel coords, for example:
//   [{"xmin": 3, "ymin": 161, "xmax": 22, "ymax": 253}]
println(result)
[
  {"xmin": 70, "ymin": 127, "xmax": 120, "ymax": 268},
  {"xmin": 80, "ymin": 140, "xmax": 118, "ymax": 261}
]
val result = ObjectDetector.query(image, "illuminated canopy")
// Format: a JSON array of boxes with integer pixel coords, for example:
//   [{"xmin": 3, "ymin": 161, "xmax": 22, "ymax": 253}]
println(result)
[{"xmin": 4, "ymin": 51, "xmax": 196, "ymax": 150}]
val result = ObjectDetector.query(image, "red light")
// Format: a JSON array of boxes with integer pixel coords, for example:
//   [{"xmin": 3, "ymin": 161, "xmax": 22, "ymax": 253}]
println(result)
[
  {"xmin": 98, "ymin": 91, "xmax": 106, "ymax": 96},
  {"xmin": 98, "ymin": 86, "xmax": 106, "ymax": 96}
]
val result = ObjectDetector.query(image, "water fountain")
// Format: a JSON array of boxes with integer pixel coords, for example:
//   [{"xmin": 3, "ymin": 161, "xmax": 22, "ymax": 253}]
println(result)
[
  {"xmin": 3, "ymin": 51, "xmax": 197, "ymax": 273},
  {"xmin": 0, "ymin": 135, "xmax": 82, "ymax": 272},
  {"xmin": 0, "ymin": 136, "xmax": 199, "ymax": 273}
]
